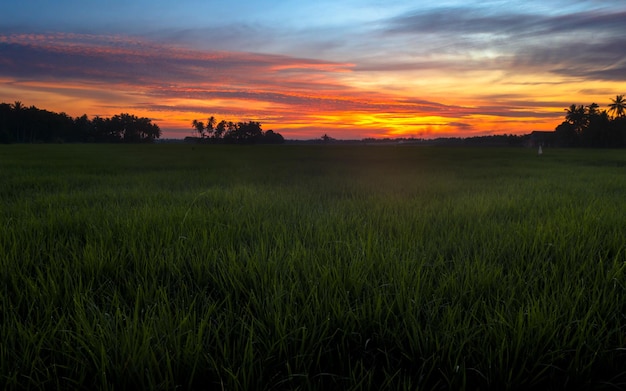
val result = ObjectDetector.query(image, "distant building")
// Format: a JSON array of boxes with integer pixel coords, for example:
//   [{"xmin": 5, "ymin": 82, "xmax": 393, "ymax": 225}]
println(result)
[{"xmin": 528, "ymin": 131, "xmax": 556, "ymax": 147}]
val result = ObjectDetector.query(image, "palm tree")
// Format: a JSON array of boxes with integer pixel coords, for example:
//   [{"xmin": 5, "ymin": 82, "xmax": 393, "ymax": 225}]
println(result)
[
  {"xmin": 214, "ymin": 120, "xmax": 226, "ymax": 139},
  {"xmin": 11, "ymin": 101, "xmax": 23, "ymax": 111},
  {"xmin": 565, "ymin": 104, "xmax": 587, "ymax": 134},
  {"xmin": 191, "ymin": 119, "xmax": 205, "ymax": 138},
  {"xmin": 608, "ymin": 95, "xmax": 625, "ymax": 118},
  {"xmin": 587, "ymin": 102, "xmax": 599, "ymax": 116},
  {"xmin": 206, "ymin": 116, "xmax": 216, "ymax": 138}
]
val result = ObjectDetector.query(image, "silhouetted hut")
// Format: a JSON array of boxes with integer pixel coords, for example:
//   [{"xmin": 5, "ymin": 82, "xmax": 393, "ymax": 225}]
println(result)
[{"xmin": 529, "ymin": 131, "xmax": 556, "ymax": 147}]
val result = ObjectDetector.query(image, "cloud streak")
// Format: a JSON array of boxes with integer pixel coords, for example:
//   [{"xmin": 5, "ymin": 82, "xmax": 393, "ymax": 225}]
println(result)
[
  {"xmin": 0, "ymin": 33, "xmax": 352, "ymax": 86},
  {"xmin": 1, "ymin": 33, "xmax": 393, "ymax": 137},
  {"xmin": 2, "ymin": 0, "xmax": 625, "ymax": 141},
  {"xmin": 379, "ymin": 6, "xmax": 626, "ymax": 81}
]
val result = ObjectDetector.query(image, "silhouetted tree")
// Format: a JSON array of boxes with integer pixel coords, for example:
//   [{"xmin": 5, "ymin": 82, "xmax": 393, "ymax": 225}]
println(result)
[
  {"xmin": 11, "ymin": 101, "xmax": 23, "ymax": 142},
  {"xmin": 0, "ymin": 101, "xmax": 161, "ymax": 143},
  {"xmin": 612, "ymin": 116, "xmax": 626, "ymax": 147},
  {"xmin": 554, "ymin": 121, "xmax": 578, "ymax": 147},
  {"xmin": 263, "ymin": 129, "xmax": 284, "ymax": 144},
  {"xmin": 556, "ymin": 96, "xmax": 626, "ymax": 148},
  {"xmin": 587, "ymin": 102, "xmax": 600, "ymax": 116},
  {"xmin": 565, "ymin": 104, "xmax": 587, "ymax": 134},
  {"xmin": 92, "ymin": 116, "xmax": 109, "ymax": 142},
  {"xmin": 114, "ymin": 114, "xmax": 160, "ymax": 142},
  {"xmin": 608, "ymin": 95, "xmax": 625, "ymax": 118},
  {"xmin": 237, "ymin": 121, "xmax": 263, "ymax": 144},
  {"xmin": 582, "ymin": 109, "xmax": 611, "ymax": 147},
  {"xmin": 191, "ymin": 116, "xmax": 284, "ymax": 144},
  {"xmin": 222, "ymin": 121, "xmax": 239, "ymax": 142},
  {"xmin": 206, "ymin": 116, "xmax": 216, "ymax": 138},
  {"xmin": 74, "ymin": 114, "xmax": 92, "ymax": 142},
  {"xmin": 214, "ymin": 120, "xmax": 227, "ymax": 139},
  {"xmin": 0, "ymin": 103, "xmax": 13, "ymax": 143},
  {"xmin": 192, "ymin": 119, "xmax": 205, "ymax": 138}
]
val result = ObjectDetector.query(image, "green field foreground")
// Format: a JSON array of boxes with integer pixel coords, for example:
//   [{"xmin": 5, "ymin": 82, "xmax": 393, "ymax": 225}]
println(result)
[{"xmin": 1, "ymin": 144, "xmax": 625, "ymax": 390}]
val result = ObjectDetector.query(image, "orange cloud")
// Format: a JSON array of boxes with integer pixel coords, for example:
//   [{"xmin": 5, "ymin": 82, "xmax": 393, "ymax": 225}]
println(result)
[{"xmin": 2, "ymin": 32, "xmax": 623, "ymax": 139}]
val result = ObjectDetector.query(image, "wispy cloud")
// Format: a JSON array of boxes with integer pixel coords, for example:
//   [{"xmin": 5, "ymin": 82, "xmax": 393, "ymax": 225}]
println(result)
[
  {"xmin": 384, "ymin": 5, "xmax": 626, "ymax": 37},
  {"xmin": 2, "ymin": 1, "xmax": 626, "ymax": 139},
  {"xmin": 379, "ymin": 6, "xmax": 626, "ymax": 80},
  {"xmin": 0, "ymin": 32, "xmax": 375, "ymax": 136},
  {"xmin": 0, "ymin": 28, "xmax": 613, "ymax": 139},
  {"xmin": 0, "ymin": 33, "xmax": 353, "ymax": 85}
]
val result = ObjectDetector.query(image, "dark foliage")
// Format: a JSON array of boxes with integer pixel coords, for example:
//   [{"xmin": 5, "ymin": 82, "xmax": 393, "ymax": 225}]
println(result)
[
  {"xmin": 191, "ymin": 117, "xmax": 285, "ymax": 144},
  {"xmin": 0, "ymin": 101, "xmax": 161, "ymax": 143},
  {"xmin": 554, "ymin": 96, "xmax": 626, "ymax": 148}
]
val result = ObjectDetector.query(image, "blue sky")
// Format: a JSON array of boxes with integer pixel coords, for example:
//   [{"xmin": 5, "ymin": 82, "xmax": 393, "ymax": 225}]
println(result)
[{"xmin": 2, "ymin": 0, "xmax": 625, "ymax": 138}]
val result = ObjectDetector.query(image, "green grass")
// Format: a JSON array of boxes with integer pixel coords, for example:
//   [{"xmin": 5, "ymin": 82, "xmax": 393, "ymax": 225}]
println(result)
[{"xmin": 1, "ymin": 144, "xmax": 625, "ymax": 390}]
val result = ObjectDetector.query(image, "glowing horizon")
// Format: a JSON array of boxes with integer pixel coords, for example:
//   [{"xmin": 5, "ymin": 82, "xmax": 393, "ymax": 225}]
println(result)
[{"xmin": 2, "ymin": 2, "xmax": 625, "ymax": 139}]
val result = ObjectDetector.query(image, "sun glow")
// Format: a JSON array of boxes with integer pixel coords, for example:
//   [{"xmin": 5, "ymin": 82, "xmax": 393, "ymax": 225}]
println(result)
[{"xmin": 3, "ymin": 29, "xmax": 626, "ymax": 140}]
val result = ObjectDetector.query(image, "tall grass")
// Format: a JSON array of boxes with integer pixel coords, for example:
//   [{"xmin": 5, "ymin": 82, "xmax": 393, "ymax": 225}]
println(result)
[{"xmin": 1, "ymin": 144, "xmax": 625, "ymax": 390}]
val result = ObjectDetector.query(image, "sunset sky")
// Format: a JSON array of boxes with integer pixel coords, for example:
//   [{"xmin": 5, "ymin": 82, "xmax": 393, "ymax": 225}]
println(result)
[{"xmin": 1, "ymin": 1, "xmax": 625, "ymax": 139}]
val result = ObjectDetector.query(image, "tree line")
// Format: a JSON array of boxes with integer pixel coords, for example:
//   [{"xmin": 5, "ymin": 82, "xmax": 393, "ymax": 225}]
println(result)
[
  {"xmin": 4, "ymin": 96, "xmax": 626, "ymax": 147},
  {"xmin": 0, "ymin": 101, "xmax": 161, "ymax": 143},
  {"xmin": 553, "ymin": 95, "xmax": 626, "ymax": 147},
  {"xmin": 190, "ymin": 116, "xmax": 284, "ymax": 144}
]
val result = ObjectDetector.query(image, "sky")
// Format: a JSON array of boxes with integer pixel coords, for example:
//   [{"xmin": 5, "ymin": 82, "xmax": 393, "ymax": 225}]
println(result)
[{"xmin": 1, "ymin": 1, "xmax": 625, "ymax": 139}]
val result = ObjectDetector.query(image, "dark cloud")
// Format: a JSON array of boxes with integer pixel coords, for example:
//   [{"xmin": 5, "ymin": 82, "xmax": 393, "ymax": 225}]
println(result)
[
  {"xmin": 541, "ymin": 10, "xmax": 626, "ymax": 35},
  {"xmin": 0, "ymin": 41, "xmax": 161, "ymax": 84},
  {"xmin": 380, "ymin": 6, "xmax": 626, "ymax": 80},
  {"xmin": 0, "ymin": 33, "xmax": 355, "ymax": 89},
  {"xmin": 385, "ymin": 6, "xmax": 537, "ymax": 36},
  {"xmin": 0, "ymin": 33, "xmax": 482, "ymax": 119},
  {"xmin": 0, "ymin": 28, "xmax": 595, "ymax": 138},
  {"xmin": 510, "ymin": 36, "xmax": 626, "ymax": 80},
  {"xmin": 385, "ymin": 7, "xmax": 626, "ymax": 38},
  {"xmin": 445, "ymin": 121, "xmax": 473, "ymax": 129}
]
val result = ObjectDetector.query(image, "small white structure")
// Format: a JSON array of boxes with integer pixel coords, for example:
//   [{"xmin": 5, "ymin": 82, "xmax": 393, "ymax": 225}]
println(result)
[{"xmin": 538, "ymin": 145, "xmax": 543, "ymax": 155}]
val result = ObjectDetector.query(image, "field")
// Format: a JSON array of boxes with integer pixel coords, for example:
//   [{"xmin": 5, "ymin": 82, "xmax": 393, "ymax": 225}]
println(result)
[{"xmin": 1, "ymin": 144, "xmax": 625, "ymax": 390}]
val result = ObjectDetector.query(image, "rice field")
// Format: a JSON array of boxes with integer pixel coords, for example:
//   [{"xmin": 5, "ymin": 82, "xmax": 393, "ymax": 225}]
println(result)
[{"xmin": 1, "ymin": 144, "xmax": 625, "ymax": 390}]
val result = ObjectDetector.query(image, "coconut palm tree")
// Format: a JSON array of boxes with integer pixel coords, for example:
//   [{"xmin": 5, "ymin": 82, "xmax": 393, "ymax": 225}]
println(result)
[
  {"xmin": 191, "ymin": 119, "xmax": 205, "ymax": 138},
  {"xmin": 206, "ymin": 116, "xmax": 216, "ymax": 138},
  {"xmin": 11, "ymin": 101, "xmax": 23, "ymax": 111},
  {"xmin": 586, "ymin": 102, "xmax": 599, "ymax": 116},
  {"xmin": 214, "ymin": 120, "xmax": 227, "ymax": 139},
  {"xmin": 608, "ymin": 95, "xmax": 625, "ymax": 118},
  {"xmin": 565, "ymin": 104, "xmax": 587, "ymax": 134}
]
